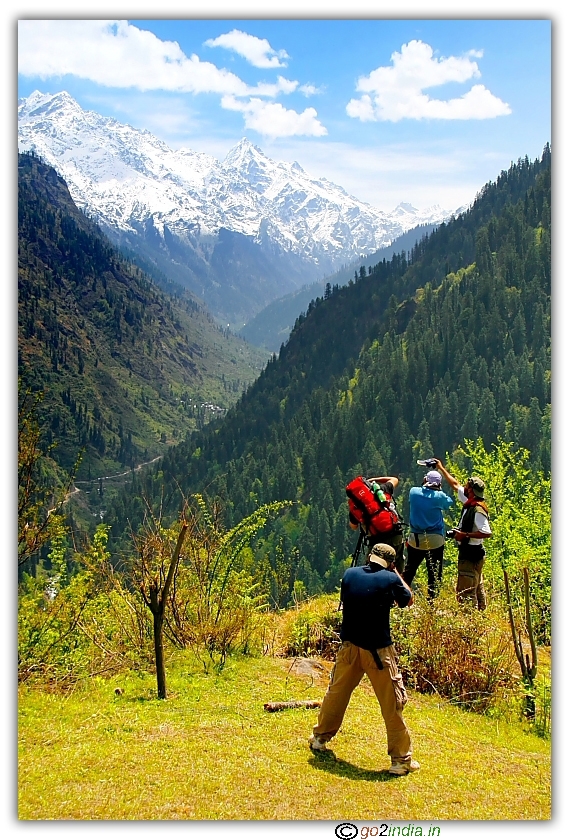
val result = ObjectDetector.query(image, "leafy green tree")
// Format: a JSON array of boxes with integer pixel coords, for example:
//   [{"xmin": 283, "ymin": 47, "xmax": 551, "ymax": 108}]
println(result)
[{"xmin": 447, "ymin": 437, "xmax": 550, "ymax": 643}]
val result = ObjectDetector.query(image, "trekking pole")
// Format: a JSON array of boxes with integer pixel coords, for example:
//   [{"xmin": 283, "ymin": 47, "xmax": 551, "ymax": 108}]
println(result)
[
  {"xmin": 351, "ymin": 530, "xmax": 365, "ymax": 567},
  {"xmin": 339, "ymin": 531, "xmax": 365, "ymax": 610}
]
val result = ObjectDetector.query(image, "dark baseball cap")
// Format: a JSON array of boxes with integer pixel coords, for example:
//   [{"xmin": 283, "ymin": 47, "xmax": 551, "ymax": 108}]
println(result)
[{"xmin": 369, "ymin": 543, "xmax": 396, "ymax": 565}]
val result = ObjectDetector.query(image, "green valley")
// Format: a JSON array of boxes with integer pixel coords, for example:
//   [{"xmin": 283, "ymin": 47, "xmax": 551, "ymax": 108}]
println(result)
[
  {"xmin": 18, "ymin": 147, "xmax": 552, "ymax": 827},
  {"xmin": 18, "ymin": 152, "xmax": 269, "ymax": 487},
  {"xmin": 105, "ymin": 147, "xmax": 550, "ymax": 613}
]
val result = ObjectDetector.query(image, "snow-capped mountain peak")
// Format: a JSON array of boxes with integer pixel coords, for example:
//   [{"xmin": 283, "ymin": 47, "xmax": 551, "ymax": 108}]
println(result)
[
  {"xmin": 395, "ymin": 202, "xmax": 418, "ymax": 213},
  {"xmin": 223, "ymin": 137, "xmax": 266, "ymax": 165},
  {"xmin": 18, "ymin": 90, "xmax": 458, "ymax": 323}
]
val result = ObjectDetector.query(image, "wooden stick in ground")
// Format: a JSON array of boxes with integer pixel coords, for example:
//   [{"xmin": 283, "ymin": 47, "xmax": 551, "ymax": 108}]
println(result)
[
  {"xmin": 523, "ymin": 567, "xmax": 538, "ymax": 680},
  {"xmin": 504, "ymin": 568, "xmax": 525, "ymax": 674}
]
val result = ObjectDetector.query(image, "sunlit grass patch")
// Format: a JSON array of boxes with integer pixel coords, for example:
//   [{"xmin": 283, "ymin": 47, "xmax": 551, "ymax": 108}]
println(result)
[{"xmin": 18, "ymin": 650, "xmax": 550, "ymax": 821}]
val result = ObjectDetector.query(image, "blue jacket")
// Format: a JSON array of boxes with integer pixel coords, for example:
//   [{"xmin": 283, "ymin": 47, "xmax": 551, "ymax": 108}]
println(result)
[{"xmin": 408, "ymin": 485, "xmax": 454, "ymax": 535}]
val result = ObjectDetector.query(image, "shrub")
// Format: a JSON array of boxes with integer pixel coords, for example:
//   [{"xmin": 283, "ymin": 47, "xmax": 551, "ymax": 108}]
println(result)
[
  {"xmin": 18, "ymin": 524, "xmax": 154, "ymax": 687},
  {"xmin": 280, "ymin": 591, "xmax": 518, "ymax": 714},
  {"xmin": 390, "ymin": 588, "xmax": 518, "ymax": 713},
  {"xmin": 160, "ymin": 497, "xmax": 292, "ymax": 672},
  {"xmin": 280, "ymin": 594, "xmax": 342, "ymax": 659},
  {"xmin": 18, "ymin": 568, "xmax": 95, "ymax": 686}
]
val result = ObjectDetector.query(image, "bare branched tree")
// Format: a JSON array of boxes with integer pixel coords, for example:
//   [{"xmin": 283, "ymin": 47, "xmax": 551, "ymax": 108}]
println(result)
[{"xmin": 134, "ymin": 506, "xmax": 189, "ymax": 699}]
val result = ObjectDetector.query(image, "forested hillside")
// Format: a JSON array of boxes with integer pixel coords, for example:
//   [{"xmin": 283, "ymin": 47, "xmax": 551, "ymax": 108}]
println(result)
[
  {"xmin": 239, "ymin": 222, "xmax": 439, "ymax": 352},
  {"xmin": 106, "ymin": 146, "xmax": 550, "ymax": 603},
  {"xmin": 18, "ymin": 152, "xmax": 268, "ymax": 481}
]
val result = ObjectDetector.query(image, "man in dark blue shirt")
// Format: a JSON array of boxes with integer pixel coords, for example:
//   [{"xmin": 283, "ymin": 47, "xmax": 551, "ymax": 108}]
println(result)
[{"xmin": 309, "ymin": 543, "xmax": 419, "ymax": 776}]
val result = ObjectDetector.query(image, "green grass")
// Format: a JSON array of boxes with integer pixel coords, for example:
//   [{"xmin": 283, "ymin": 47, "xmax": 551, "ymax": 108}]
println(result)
[{"xmin": 18, "ymin": 652, "xmax": 550, "ymax": 821}]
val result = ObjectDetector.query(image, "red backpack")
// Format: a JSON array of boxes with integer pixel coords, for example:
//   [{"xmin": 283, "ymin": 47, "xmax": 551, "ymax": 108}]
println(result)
[{"xmin": 346, "ymin": 476, "xmax": 402, "ymax": 535}]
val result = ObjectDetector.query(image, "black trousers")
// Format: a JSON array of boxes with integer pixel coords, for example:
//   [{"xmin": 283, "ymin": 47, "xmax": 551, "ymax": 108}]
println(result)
[{"xmin": 403, "ymin": 544, "xmax": 444, "ymax": 599}]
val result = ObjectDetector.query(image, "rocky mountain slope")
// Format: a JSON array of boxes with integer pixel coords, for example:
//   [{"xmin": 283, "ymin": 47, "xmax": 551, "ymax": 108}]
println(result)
[{"xmin": 18, "ymin": 90, "xmax": 457, "ymax": 327}]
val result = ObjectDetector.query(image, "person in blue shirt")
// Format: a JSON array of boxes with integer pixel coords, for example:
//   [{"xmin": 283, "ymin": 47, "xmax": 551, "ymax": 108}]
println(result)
[
  {"xmin": 402, "ymin": 469, "xmax": 454, "ymax": 599},
  {"xmin": 309, "ymin": 543, "xmax": 419, "ymax": 776}
]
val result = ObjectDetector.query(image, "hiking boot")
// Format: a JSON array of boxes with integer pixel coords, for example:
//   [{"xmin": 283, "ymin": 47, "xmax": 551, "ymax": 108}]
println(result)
[
  {"xmin": 388, "ymin": 758, "xmax": 420, "ymax": 776},
  {"xmin": 308, "ymin": 735, "xmax": 328, "ymax": 751}
]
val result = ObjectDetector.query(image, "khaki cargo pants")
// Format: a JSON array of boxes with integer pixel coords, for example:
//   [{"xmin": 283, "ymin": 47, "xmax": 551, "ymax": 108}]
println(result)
[
  {"xmin": 456, "ymin": 548, "xmax": 487, "ymax": 610},
  {"xmin": 312, "ymin": 641, "xmax": 412, "ymax": 760}
]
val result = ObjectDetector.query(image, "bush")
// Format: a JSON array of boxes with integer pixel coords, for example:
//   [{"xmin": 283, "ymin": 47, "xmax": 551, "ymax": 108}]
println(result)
[
  {"xmin": 278, "ymin": 591, "xmax": 520, "ymax": 717},
  {"xmin": 390, "ymin": 587, "xmax": 518, "ymax": 713},
  {"xmin": 18, "ymin": 525, "xmax": 155, "ymax": 687},
  {"xmin": 158, "ymin": 498, "xmax": 291, "ymax": 672},
  {"xmin": 18, "ymin": 568, "xmax": 95, "ymax": 686},
  {"xmin": 280, "ymin": 594, "xmax": 342, "ymax": 659}
]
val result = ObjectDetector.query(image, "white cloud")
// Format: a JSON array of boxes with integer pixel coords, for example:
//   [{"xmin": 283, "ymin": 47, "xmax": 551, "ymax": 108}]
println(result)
[
  {"xmin": 299, "ymin": 83, "xmax": 323, "ymax": 97},
  {"xmin": 346, "ymin": 39, "xmax": 511, "ymax": 122},
  {"xmin": 251, "ymin": 76, "xmax": 299, "ymax": 97},
  {"xmin": 18, "ymin": 21, "xmax": 305, "ymax": 103},
  {"xmin": 18, "ymin": 20, "xmax": 250, "ymax": 95},
  {"xmin": 18, "ymin": 20, "xmax": 326, "ymax": 140},
  {"xmin": 346, "ymin": 94, "xmax": 376, "ymax": 122},
  {"xmin": 204, "ymin": 29, "xmax": 289, "ymax": 68},
  {"xmin": 221, "ymin": 96, "xmax": 327, "ymax": 138}
]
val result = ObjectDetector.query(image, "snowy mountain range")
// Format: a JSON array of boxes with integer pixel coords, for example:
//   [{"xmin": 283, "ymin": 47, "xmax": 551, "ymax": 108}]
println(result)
[{"xmin": 18, "ymin": 90, "xmax": 460, "ymax": 326}]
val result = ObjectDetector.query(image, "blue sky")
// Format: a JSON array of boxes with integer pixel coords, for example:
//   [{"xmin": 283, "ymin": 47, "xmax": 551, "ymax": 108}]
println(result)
[{"xmin": 17, "ymin": 10, "xmax": 551, "ymax": 213}]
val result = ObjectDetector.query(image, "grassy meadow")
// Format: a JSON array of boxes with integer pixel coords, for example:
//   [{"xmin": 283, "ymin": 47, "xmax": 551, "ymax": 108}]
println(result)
[{"xmin": 18, "ymin": 650, "xmax": 550, "ymax": 822}]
